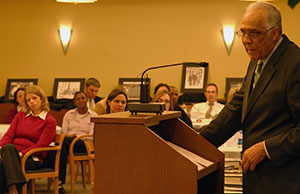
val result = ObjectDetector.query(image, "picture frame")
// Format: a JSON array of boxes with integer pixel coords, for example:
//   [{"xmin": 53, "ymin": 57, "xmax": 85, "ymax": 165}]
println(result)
[
  {"xmin": 181, "ymin": 62, "xmax": 208, "ymax": 93},
  {"xmin": 4, "ymin": 79, "xmax": 38, "ymax": 102},
  {"xmin": 225, "ymin": 77, "xmax": 244, "ymax": 100},
  {"xmin": 119, "ymin": 78, "xmax": 151, "ymax": 102},
  {"xmin": 53, "ymin": 78, "xmax": 85, "ymax": 101}
]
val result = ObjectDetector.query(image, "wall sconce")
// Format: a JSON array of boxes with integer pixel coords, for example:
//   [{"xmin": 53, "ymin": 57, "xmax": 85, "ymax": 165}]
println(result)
[
  {"xmin": 59, "ymin": 25, "xmax": 72, "ymax": 55},
  {"xmin": 221, "ymin": 26, "xmax": 235, "ymax": 55}
]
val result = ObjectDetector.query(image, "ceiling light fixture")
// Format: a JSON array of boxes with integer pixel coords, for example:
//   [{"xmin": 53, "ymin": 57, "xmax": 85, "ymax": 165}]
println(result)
[{"xmin": 56, "ymin": 0, "xmax": 97, "ymax": 3}]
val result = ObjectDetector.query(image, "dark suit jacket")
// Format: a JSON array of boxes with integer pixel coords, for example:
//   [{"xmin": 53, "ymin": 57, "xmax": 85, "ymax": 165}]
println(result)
[
  {"xmin": 200, "ymin": 35, "xmax": 300, "ymax": 194},
  {"xmin": 94, "ymin": 96, "xmax": 102, "ymax": 104}
]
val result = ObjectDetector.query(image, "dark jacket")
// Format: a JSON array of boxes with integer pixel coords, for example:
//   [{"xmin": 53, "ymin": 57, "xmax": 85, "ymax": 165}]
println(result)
[{"xmin": 200, "ymin": 35, "xmax": 300, "ymax": 194}]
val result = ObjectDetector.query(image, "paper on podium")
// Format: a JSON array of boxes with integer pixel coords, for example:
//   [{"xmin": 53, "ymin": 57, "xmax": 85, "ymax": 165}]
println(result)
[{"xmin": 166, "ymin": 141, "xmax": 213, "ymax": 171}]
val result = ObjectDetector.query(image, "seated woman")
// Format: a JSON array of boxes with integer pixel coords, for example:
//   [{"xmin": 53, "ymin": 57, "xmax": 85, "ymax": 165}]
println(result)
[
  {"xmin": 6, "ymin": 88, "xmax": 26, "ymax": 124},
  {"xmin": 154, "ymin": 83, "xmax": 193, "ymax": 127},
  {"xmin": 0, "ymin": 85, "xmax": 56, "ymax": 194},
  {"xmin": 152, "ymin": 90, "xmax": 172, "ymax": 111},
  {"xmin": 59, "ymin": 91, "xmax": 97, "ymax": 194},
  {"xmin": 105, "ymin": 86, "xmax": 128, "ymax": 114},
  {"xmin": 94, "ymin": 86, "xmax": 127, "ymax": 115}
]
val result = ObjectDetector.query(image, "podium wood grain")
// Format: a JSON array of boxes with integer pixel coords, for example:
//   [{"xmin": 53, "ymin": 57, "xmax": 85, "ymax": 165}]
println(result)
[{"xmin": 91, "ymin": 111, "xmax": 224, "ymax": 194}]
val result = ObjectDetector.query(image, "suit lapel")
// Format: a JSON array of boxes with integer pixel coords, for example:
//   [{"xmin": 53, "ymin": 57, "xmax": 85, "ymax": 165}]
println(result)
[
  {"xmin": 242, "ymin": 60, "xmax": 256, "ymax": 121},
  {"xmin": 242, "ymin": 35, "xmax": 290, "ymax": 123},
  {"xmin": 243, "ymin": 63, "xmax": 276, "ymax": 121}
]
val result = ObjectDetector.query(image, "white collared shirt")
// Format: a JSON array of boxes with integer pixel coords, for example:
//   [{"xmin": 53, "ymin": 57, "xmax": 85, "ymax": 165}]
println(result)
[{"xmin": 26, "ymin": 110, "xmax": 48, "ymax": 120}]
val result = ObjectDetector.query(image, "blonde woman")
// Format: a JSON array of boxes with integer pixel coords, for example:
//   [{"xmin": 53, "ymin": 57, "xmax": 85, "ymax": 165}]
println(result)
[
  {"xmin": 0, "ymin": 85, "xmax": 56, "ymax": 194},
  {"xmin": 152, "ymin": 90, "xmax": 173, "ymax": 111}
]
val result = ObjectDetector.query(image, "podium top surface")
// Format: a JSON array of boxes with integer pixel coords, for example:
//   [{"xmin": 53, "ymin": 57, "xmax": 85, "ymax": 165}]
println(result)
[{"xmin": 91, "ymin": 111, "xmax": 181, "ymax": 126}]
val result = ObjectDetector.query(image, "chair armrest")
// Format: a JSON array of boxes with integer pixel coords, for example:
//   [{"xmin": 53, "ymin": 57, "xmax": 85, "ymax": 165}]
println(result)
[
  {"xmin": 65, "ymin": 134, "xmax": 77, "ymax": 138},
  {"xmin": 69, "ymin": 134, "xmax": 93, "ymax": 157},
  {"xmin": 21, "ymin": 146, "xmax": 60, "ymax": 174}
]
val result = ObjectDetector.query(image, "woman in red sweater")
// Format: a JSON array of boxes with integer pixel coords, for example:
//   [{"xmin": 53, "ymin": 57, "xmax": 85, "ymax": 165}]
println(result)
[{"xmin": 0, "ymin": 85, "xmax": 56, "ymax": 194}]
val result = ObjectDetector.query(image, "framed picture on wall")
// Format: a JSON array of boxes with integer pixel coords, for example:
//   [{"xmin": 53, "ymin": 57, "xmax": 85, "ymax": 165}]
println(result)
[
  {"xmin": 225, "ymin": 77, "xmax": 244, "ymax": 101},
  {"xmin": 181, "ymin": 62, "xmax": 208, "ymax": 93},
  {"xmin": 119, "ymin": 78, "xmax": 151, "ymax": 102},
  {"xmin": 52, "ymin": 78, "xmax": 85, "ymax": 101},
  {"xmin": 4, "ymin": 79, "xmax": 38, "ymax": 102}
]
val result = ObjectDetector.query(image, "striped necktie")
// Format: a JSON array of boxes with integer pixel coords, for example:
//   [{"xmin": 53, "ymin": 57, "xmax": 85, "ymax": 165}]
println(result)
[{"xmin": 253, "ymin": 60, "xmax": 263, "ymax": 88}]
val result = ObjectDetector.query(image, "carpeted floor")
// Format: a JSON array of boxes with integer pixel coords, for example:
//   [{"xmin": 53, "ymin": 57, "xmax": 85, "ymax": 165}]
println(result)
[{"xmin": 31, "ymin": 167, "xmax": 91, "ymax": 194}]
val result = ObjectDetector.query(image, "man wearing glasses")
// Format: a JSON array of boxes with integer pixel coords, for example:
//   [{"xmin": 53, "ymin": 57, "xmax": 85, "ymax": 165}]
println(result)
[{"xmin": 200, "ymin": 2, "xmax": 300, "ymax": 193}]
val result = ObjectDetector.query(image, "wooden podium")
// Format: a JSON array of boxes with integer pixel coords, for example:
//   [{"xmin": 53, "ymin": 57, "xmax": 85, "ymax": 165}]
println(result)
[{"xmin": 91, "ymin": 111, "xmax": 224, "ymax": 194}]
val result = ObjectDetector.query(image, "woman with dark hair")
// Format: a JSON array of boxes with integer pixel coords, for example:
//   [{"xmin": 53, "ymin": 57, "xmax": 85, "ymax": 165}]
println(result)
[
  {"xmin": 0, "ymin": 85, "xmax": 56, "ymax": 194},
  {"xmin": 59, "ymin": 91, "xmax": 97, "ymax": 194},
  {"xmin": 6, "ymin": 88, "xmax": 26, "ymax": 124},
  {"xmin": 106, "ymin": 86, "xmax": 128, "ymax": 114}
]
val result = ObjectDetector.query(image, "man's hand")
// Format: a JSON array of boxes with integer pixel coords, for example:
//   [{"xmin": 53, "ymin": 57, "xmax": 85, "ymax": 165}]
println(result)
[{"xmin": 241, "ymin": 141, "xmax": 267, "ymax": 174}]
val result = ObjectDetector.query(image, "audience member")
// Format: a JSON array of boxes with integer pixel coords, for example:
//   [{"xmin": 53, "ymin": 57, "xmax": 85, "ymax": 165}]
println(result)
[
  {"xmin": 169, "ymin": 86, "xmax": 179, "ymax": 105},
  {"xmin": 152, "ymin": 90, "xmax": 172, "ymax": 111},
  {"xmin": 105, "ymin": 87, "xmax": 128, "ymax": 114},
  {"xmin": 0, "ymin": 85, "xmax": 56, "ymax": 194},
  {"xmin": 200, "ymin": 2, "xmax": 300, "ymax": 193},
  {"xmin": 94, "ymin": 86, "xmax": 127, "ymax": 115},
  {"xmin": 84, "ymin": 78, "xmax": 102, "ymax": 110},
  {"xmin": 154, "ymin": 83, "xmax": 192, "ymax": 127},
  {"xmin": 190, "ymin": 83, "xmax": 224, "ymax": 127},
  {"xmin": 154, "ymin": 83, "xmax": 170, "ymax": 94},
  {"xmin": 6, "ymin": 88, "xmax": 26, "ymax": 124},
  {"xmin": 58, "ymin": 91, "xmax": 97, "ymax": 194}
]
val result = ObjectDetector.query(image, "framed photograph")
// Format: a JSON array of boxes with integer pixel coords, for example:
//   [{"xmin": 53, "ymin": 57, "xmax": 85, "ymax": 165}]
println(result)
[
  {"xmin": 225, "ymin": 77, "xmax": 244, "ymax": 100},
  {"xmin": 181, "ymin": 62, "xmax": 208, "ymax": 93},
  {"xmin": 53, "ymin": 78, "xmax": 85, "ymax": 101},
  {"xmin": 4, "ymin": 79, "xmax": 38, "ymax": 102},
  {"xmin": 119, "ymin": 78, "xmax": 151, "ymax": 102}
]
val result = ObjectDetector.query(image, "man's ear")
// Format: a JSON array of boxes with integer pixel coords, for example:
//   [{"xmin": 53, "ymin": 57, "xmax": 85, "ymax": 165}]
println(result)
[{"xmin": 272, "ymin": 27, "xmax": 281, "ymax": 41}]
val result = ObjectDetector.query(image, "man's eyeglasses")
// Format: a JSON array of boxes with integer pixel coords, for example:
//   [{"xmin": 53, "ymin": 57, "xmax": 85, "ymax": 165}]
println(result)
[{"xmin": 236, "ymin": 27, "xmax": 275, "ymax": 40}]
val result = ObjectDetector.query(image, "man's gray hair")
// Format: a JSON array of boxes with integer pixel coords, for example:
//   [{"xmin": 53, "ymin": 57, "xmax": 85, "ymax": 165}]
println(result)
[
  {"xmin": 85, "ymin": 77, "xmax": 101, "ymax": 88},
  {"xmin": 247, "ymin": 2, "xmax": 282, "ymax": 33}
]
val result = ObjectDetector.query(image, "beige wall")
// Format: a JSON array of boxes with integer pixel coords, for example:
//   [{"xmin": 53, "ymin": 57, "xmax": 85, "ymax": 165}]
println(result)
[{"xmin": 1, "ymin": 0, "xmax": 299, "ymax": 99}]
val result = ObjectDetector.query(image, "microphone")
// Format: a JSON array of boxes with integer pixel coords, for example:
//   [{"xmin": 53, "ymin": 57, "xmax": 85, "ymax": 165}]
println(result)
[{"xmin": 140, "ymin": 62, "xmax": 208, "ymax": 103}]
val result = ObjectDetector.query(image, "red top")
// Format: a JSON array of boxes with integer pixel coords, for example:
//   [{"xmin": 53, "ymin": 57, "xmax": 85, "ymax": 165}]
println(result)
[{"xmin": 0, "ymin": 111, "xmax": 56, "ymax": 163}]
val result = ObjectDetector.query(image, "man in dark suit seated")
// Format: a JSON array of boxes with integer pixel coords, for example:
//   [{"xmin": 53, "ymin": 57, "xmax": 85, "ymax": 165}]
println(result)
[
  {"xmin": 199, "ymin": 2, "xmax": 300, "ymax": 193},
  {"xmin": 84, "ymin": 78, "xmax": 102, "ymax": 111}
]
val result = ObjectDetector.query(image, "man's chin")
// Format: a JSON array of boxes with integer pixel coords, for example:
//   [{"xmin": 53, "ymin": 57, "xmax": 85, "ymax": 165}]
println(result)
[{"xmin": 247, "ymin": 52, "xmax": 259, "ymax": 60}]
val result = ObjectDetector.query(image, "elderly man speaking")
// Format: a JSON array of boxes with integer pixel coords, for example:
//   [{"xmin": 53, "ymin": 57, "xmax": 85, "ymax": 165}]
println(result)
[{"xmin": 199, "ymin": 2, "xmax": 300, "ymax": 194}]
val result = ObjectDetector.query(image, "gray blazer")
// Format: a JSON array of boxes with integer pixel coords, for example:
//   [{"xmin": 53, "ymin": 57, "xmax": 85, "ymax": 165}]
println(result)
[{"xmin": 200, "ymin": 35, "xmax": 300, "ymax": 194}]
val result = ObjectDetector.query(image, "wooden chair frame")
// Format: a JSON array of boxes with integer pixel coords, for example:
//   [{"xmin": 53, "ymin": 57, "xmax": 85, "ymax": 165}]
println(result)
[
  {"xmin": 21, "ymin": 134, "xmax": 65, "ymax": 194},
  {"xmin": 69, "ymin": 134, "xmax": 93, "ymax": 194},
  {"xmin": 84, "ymin": 140, "xmax": 95, "ymax": 194}
]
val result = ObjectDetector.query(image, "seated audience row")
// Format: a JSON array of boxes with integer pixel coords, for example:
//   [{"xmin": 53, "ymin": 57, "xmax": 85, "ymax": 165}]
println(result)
[{"xmin": 58, "ymin": 86, "xmax": 128, "ymax": 194}]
